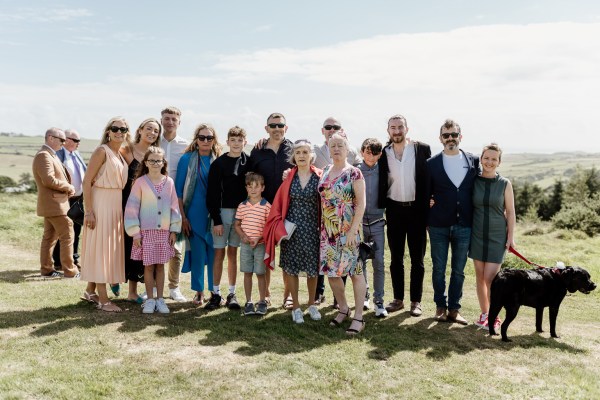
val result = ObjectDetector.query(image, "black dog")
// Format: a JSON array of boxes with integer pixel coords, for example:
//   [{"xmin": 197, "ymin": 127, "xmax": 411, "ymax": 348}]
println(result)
[{"xmin": 488, "ymin": 266, "xmax": 596, "ymax": 342}]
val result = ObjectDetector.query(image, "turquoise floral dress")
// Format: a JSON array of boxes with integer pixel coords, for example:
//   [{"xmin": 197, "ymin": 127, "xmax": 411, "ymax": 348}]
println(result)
[{"xmin": 318, "ymin": 165, "xmax": 364, "ymax": 277}]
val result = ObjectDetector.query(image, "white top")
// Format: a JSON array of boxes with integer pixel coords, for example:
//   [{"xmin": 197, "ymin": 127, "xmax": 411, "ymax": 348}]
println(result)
[
  {"xmin": 160, "ymin": 135, "xmax": 189, "ymax": 180},
  {"xmin": 63, "ymin": 149, "xmax": 85, "ymax": 196},
  {"xmin": 442, "ymin": 152, "xmax": 468, "ymax": 188},
  {"xmin": 385, "ymin": 142, "xmax": 416, "ymax": 202}
]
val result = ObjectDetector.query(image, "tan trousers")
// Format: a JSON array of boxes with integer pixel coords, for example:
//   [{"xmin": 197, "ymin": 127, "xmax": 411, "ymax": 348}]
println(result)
[
  {"xmin": 168, "ymin": 242, "xmax": 183, "ymax": 289},
  {"xmin": 40, "ymin": 215, "xmax": 78, "ymax": 277}
]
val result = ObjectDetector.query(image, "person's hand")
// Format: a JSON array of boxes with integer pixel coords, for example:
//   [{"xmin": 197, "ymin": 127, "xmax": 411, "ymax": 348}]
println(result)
[
  {"xmin": 429, "ymin": 198, "xmax": 435, "ymax": 208},
  {"xmin": 67, "ymin": 185, "xmax": 75, "ymax": 197},
  {"xmin": 213, "ymin": 224, "xmax": 224, "ymax": 236},
  {"xmin": 169, "ymin": 232, "xmax": 177, "ymax": 246},
  {"xmin": 346, "ymin": 227, "xmax": 359, "ymax": 247},
  {"xmin": 254, "ymin": 138, "xmax": 268, "ymax": 149},
  {"xmin": 182, "ymin": 217, "xmax": 191, "ymax": 237},
  {"xmin": 249, "ymin": 237, "xmax": 259, "ymax": 248},
  {"xmin": 84, "ymin": 212, "xmax": 96, "ymax": 230},
  {"xmin": 282, "ymin": 168, "xmax": 291, "ymax": 181},
  {"xmin": 133, "ymin": 238, "xmax": 142, "ymax": 248},
  {"xmin": 241, "ymin": 234, "xmax": 250, "ymax": 244},
  {"xmin": 506, "ymin": 236, "xmax": 516, "ymax": 250}
]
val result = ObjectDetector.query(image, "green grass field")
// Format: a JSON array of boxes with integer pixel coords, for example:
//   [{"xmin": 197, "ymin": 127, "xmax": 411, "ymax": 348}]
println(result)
[{"xmin": 0, "ymin": 193, "xmax": 599, "ymax": 399}]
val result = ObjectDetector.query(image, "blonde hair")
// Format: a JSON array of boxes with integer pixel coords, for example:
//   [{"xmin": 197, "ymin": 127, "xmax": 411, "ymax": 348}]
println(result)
[
  {"xmin": 184, "ymin": 123, "xmax": 222, "ymax": 156},
  {"xmin": 101, "ymin": 116, "xmax": 131, "ymax": 145},
  {"xmin": 134, "ymin": 118, "xmax": 162, "ymax": 145}
]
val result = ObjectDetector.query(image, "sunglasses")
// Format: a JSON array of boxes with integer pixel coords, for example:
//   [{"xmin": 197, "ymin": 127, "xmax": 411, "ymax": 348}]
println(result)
[
  {"xmin": 109, "ymin": 126, "xmax": 129, "ymax": 133},
  {"xmin": 67, "ymin": 138, "xmax": 81, "ymax": 143},
  {"xmin": 146, "ymin": 159, "xmax": 164, "ymax": 165},
  {"xmin": 197, "ymin": 135, "xmax": 214, "ymax": 142},
  {"xmin": 267, "ymin": 123, "xmax": 286, "ymax": 129},
  {"xmin": 441, "ymin": 132, "xmax": 460, "ymax": 139},
  {"xmin": 294, "ymin": 138, "xmax": 312, "ymax": 145},
  {"xmin": 323, "ymin": 125, "xmax": 341, "ymax": 131},
  {"xmin": 50, "ymin": 135, "xmax": 66, "ymax": 143}
]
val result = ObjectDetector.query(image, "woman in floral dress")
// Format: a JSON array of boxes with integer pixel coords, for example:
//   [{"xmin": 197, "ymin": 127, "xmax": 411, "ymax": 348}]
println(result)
[{"xmin": 318, "ymin": 133, "xmax": 367, "ymax": 335}]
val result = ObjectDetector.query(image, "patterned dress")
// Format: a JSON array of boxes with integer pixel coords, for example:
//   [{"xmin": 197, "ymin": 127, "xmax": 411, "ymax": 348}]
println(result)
[
  {"xmin": 318, "ymin": 165, "xmax": 364, "ymax": 277},
  {"xmin": 280, "ymin": 173, "xmax": 320, "ymax": 277}
]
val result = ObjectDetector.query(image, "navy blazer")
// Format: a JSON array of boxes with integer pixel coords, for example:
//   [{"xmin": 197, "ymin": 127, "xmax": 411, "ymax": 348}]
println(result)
[
  {"xmin": 426, "ymin": 149, "xmax": 479, "ymax": 228},
  {"xmin": 56, "ymin": 148, "xmax": 87, "ymax": 172}
]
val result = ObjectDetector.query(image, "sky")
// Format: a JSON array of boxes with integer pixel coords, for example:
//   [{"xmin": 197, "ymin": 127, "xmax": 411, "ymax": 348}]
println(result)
[{"xmin": 1, "ymin": 0, "xmax": 600, "ymax": 153}]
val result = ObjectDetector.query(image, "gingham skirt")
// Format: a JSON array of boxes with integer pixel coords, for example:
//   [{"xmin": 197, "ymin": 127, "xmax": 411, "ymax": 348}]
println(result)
[{"xmin": 130, "ymin": 229, "xmax": 174, "ymax": 266}]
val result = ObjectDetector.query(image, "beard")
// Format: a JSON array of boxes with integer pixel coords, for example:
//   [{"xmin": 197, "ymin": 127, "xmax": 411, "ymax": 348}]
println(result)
[{"xmin": 391, "ymin": 134, "xmax": 404, "ymax": 143}]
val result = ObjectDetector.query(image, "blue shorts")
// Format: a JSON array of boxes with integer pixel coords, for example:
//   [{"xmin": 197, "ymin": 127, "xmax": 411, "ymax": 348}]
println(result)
[
  {"xmin": 240, "ymin": 242, "xmax": 266, "ymax": 275},
  {"xmin": 211, "ymin": 208, "xmax": 241, "ymax": 249}
]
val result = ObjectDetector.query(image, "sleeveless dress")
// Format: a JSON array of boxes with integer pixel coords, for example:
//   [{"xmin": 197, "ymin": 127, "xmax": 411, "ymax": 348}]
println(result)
[
  {"xmin": 280, "ymin": 173, "xmax": 320, "ymax": 277},
  {"xmin": 318, "ymin": 165, "xmax": 364, "ymax": 277},
  {"xmin": 80, "ymin": 144, "xmax": 127, "ymax": 283},
  {"xmin": 122, "ymin": 158, "xmax": 144, "ymax": 282},
  {"xmin": 469, "ymin": 174, "xmax": 509, "ymax": 263}
]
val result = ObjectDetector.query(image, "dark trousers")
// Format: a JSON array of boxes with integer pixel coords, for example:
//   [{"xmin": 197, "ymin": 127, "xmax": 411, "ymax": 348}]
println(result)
[
  {"xmin": 386, "ymin": 200, "xmax": 427, "ymax": 302},
  {"xmin": 53, "ymin": 196, "xmax": 82, "ymax": 267}
]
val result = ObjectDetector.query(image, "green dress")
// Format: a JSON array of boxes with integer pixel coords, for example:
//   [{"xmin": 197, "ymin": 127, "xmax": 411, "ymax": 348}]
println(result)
[{"xmin": 469, "ymin": 174, "xmax": 509, "ymax": 263}]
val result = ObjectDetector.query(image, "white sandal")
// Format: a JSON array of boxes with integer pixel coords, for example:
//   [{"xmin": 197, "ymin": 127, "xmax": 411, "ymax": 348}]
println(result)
[
  {"xmin": 96, "ymin": 301, "xmax": 122, "ymax": 313},
  {"xmin": 80, "ymin": 291, "xmax": 99, "ymax": 304}
]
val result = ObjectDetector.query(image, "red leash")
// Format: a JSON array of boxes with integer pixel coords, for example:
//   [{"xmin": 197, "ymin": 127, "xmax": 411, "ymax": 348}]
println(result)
[{"xmin": 508, "ymin": 246, "xmax": 546, "ymax": 269}]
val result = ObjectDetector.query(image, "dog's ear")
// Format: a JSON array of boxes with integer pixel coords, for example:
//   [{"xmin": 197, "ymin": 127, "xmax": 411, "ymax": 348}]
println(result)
[{"xmin": 560, "ymin": 267, "xmax": 576, "ymax": 292}]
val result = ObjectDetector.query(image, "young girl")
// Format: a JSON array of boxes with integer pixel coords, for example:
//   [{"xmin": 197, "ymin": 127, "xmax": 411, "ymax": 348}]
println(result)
[{"xmin": 125, "ymin": 146, "xmax": 182, "ymax": 314}]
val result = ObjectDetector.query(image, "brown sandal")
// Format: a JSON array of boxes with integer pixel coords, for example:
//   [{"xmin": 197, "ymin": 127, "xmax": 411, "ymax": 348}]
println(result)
[
  {"xmin": 330, "ymin": 307, "xmax": 351, "ymax": 327},
  {"xmin": 346, "ymin": 318, "xmax": 365, "ymax": 335},
  {"xmin": 97, "ymin": 302, "xmax": 122, "ymax": 313},
  {"xmin": 282, "ymin": 297, "xmax": 294, "ymax": 310}
]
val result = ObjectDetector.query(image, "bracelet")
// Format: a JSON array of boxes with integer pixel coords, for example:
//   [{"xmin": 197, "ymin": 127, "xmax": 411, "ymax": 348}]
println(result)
[{"xmin": 85, "ymin": 211, "xmax": 94, "ymax": 216}]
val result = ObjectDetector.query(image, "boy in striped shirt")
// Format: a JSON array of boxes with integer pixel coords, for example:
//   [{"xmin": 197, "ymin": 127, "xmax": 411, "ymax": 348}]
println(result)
[{"xmin": 234, "ymin": 172, "xmax": 272, "ymax": 315}]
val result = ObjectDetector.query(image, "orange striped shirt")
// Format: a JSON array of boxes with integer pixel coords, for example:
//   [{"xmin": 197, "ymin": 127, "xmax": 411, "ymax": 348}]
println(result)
[{"xmin": 235, "ymin": 198, "xmax": 271, "ymax": 240}]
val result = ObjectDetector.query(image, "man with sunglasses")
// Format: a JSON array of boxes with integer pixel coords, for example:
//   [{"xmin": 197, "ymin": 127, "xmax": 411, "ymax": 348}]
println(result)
[
  {"xmin": 378, "ymin": 115, "xmax": 431, "ymax": 317},
  {"xmin": 313, "ymin": 117, "xmax": 361, "ymax": 169},
  {"xmin": 53, "ymin": 129, "xmax": 86, "ymax": 269},
  {"xmin": 159, "ymin": 106, "xmax": 190, "ymax": 302},
  {"xmin": 32, "ymin": 128, "xmax": 79, "ymax": 278},
  {"xmin": 426, "ymin": 119, "xmax": 479, "ymax": 325}
]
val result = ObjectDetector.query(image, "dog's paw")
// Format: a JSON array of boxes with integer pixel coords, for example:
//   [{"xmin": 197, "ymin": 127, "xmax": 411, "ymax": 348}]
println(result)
[
  {"xmin": 551, "ymin": 333, "xmax": 560, "ymax": 338},
  {"xmin": 502, "ymin": 337, "xmax": 512, "ymax": 342},
  {"xmin": 536, "ymin": 328, "xmax": 544, "ymax": 333}
]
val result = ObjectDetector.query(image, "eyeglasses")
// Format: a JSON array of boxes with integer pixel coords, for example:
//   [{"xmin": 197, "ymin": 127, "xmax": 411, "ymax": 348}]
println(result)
[
  {"xmin": 441, "ymin": 132, "xmax": 460, "ymax": 139},
  {"xmin": 50, "ymin": 135, "xmax": 66, "ymax": 143},
  {"xmin": 196, "ymin": 135, "xmax": 214, "ymax": 142},
  {"xmin": 146, "ymin": 159, "xmax": 164, "ymax": 165},
  {"xmin": 109, "ymin": 126, "xmax": 129, "ymax": 133},
  {"xmin": 267, "ymin": 123, "xmax": 286, "ymax": 129},
  {"xmin": 323, "ymin": 125, "xmax": 341, "ymax": 131},
  {"xmin": 67, "ymin": 138, "xmax": 81, "ymax": 143}
]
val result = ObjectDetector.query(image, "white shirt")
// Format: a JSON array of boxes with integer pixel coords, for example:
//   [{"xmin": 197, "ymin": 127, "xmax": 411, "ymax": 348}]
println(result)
[
  {"xmin": 442, "ymin": 151, "xmax": 468, "ymax": 188},
  {"xmin": 385, "ymin": 142, "xmax": 416, "ymax": 202},
  {"xmin": 63, "ymin": 149, "xmax": 85, "ymax": 196},
  {"xmin": 160, "ymin": 135, "xmax": 189, "ymax": 180}
]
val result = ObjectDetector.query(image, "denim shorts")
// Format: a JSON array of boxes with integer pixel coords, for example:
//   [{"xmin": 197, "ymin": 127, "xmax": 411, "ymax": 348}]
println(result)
[
  {"xmin": 240, "ymin": 242, "xmax": 266, "ymax": 275},
  {"xmin": 211, "ymin": 208, "xmax": 241, "ymax": 249}
]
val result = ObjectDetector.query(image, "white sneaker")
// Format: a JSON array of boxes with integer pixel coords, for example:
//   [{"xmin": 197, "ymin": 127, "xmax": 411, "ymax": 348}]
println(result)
[
  {"xmin": 155, "ymin": 298, "xmax": 170, "ymax": 314},
  {"xmin": 374, "ymin": 301, "xmax": 388, "ymax": 318},
  {"xmin": 141, "ymin": 287, "xmax": 158, "ymax": 301},
  {"xmin": 169, "ymin": 287, "xmax": 187, "ymax": 302},
  {"xmin": 363, "ymin": 298, "xmax": 372, "ymax": 311},
  {"xmin": 292, "ymin": 307, "xmax": 304, "ymax": 324},
  {"xmin": 307, "ymin": 305, "xmax": 321, "ymax": 321},
  {"xmin": 142, "ymin": 298, "xmax": 156, "ymax": 314}
]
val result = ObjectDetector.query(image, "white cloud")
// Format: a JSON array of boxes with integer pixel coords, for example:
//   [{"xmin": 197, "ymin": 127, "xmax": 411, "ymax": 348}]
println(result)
[{"xmin": 0, "ymin": 7, "xmax": 92, "ymax": 22}]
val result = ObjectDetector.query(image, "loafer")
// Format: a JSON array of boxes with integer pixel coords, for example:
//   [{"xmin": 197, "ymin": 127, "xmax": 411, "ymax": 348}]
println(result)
[
  {"xmin": 447, "ymin": 309, "xmax": 468, "ymax": 325},
  {"xmin": 410, "ymin": 301, "xmax": 422, "ymax": 317},
  {"xmin": 434, "ymin": 307, "xmax": 448, "ymax": 322},
  {"xmin": 385, "ymin": 299, "xmax": 404, "ymax": 313}
]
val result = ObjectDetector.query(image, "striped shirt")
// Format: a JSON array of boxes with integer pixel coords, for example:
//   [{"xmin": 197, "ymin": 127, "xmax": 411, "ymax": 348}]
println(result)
[{"xmin": 235, "ymin": 198, "xmax": 271, "ymax": 240}]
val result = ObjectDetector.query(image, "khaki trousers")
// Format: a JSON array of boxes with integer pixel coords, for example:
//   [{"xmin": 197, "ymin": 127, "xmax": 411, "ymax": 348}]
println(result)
[
  {"xmin": 168, "ymin": 241, "xmax": 183, "ymax": 289},
  {"xmin": 40, "ymin": 215, "xmax": 78, "ymax": 277}
]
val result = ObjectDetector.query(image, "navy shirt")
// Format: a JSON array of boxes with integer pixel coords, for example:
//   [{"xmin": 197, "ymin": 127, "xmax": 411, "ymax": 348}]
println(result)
[{"xmin": 249, "ymin": 138, "xmax": 294, "ymax": 203}]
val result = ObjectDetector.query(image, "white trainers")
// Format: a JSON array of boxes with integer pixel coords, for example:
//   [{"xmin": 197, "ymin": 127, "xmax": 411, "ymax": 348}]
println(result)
[
  {"xmin": 169, "ymin": 287, "xmax": 187, "ymax": 302},
  {"xmin": 155, "ymin": 298, "xmax": 170, "ymax": 314},
  {"xmin": 363, "ymin": 298, "xmax": 372, "ymax": 311},
  {"xmin": 142, "ymin": 298, "xmax": 156, "ymax": 314},
  {"xmin": 292, "ymin": 307, "xmax": 304, "ymax": 324},
  {"xmin": 307, "ymin": 305, "xmax": 321, "ymax": 321},
  {"xmin": 141, "ymin": 287, "xmax": 158, "ymax": 301},
  {"xmin": 374, "ymin": 301, "xmax": 388, "ymax": 318}
]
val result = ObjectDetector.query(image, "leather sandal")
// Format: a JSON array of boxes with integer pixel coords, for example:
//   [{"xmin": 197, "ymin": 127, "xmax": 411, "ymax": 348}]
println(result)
[
  {"xmin": 80, "ymin": 291, "xmax": 99, "ymax": 304},
  {"xmin": 346, "ymin": 318, "xmax": 365, "ymax": 335},
  {"xmin": 330, "ymin": 307, "xmax": 351, "ymax": 327},
  {"xmin": 96, "ymin": 302, "xmax": 122, "ymax": 313},
  {"xmin": 282, "ymin": 297, "xmax": 294, "ymax": 310}
]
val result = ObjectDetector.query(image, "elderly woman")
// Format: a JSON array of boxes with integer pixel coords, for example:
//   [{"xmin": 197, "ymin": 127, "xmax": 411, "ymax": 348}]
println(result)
[
  {"xmin": 265, "ymin": 139, "xmax": 323, "ymax": 323},
  {"xmin": 318, "ymin": 132, "xmax": 367, "ymax": 335},
  {"xmin": 120, "ymin": 118, "xmax": 162, "ymax": 303},
  {"xmin": 80, "ymin": 117, "xmax": 130, "ymax": 312},
  {"xmin": 175, "ymin": 123, "xmax": 222, "ymax": 305}
]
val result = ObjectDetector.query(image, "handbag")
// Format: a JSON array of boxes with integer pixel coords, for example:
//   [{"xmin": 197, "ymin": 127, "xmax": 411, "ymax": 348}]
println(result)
[{"xmin": 67, "ymin": 197, "xmax": 84, "ymax": 225}]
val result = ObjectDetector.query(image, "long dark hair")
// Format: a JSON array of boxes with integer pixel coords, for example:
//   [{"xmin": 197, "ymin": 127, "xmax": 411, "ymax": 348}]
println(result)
[{"xmin": 134, "ymin": 146, "xmax": 168, "ymax": 180}]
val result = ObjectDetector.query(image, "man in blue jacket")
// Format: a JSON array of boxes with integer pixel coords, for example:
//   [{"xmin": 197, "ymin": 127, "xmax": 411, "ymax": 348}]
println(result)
[{"xmin": 426, "ymin": 119, "xmax": 479, "ymax": 325}]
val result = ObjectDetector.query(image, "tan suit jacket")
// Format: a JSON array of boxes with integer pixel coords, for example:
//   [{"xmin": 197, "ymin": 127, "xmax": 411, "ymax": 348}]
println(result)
[{"xmin": 32, "ymin": 145, "xmax": 73, "ymax": 217}]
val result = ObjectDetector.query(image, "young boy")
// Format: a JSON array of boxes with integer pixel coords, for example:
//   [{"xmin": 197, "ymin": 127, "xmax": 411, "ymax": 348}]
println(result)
[
  {"xmin": 357, "ymin": 138, "xmax": 388, "ymax": 317},
  {"xmin": 234, "ymin": 172, "xmax": 271, "ymax": 315},
  {"xmin": 205, "ymin": 126, "xmax": 251, "ymax": 310}
]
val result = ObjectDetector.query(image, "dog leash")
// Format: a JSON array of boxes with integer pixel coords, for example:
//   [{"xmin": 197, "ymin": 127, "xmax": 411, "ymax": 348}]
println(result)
[{"xmin": 508, "ymin": 246, "xmax": 545, "ymax": 269}]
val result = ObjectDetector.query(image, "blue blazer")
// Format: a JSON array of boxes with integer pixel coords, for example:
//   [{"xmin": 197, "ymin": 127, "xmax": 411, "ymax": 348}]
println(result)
[
  {"xmin": 56, "ymin": 149, "xmax": 87, "ymax": 172},
  {"xmin": 426, "ymin": 149, "xmax": 479, "ymax": 228}
]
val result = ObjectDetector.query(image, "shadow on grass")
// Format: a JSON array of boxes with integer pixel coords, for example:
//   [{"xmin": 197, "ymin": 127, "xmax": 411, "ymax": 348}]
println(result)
[
  {"xmin": 0, "ymin": 302, "xmax": 587, "ymax": 359},
  {"xmin": 0, "ymin": 269, "xmax": 37, "ymax": 283}
]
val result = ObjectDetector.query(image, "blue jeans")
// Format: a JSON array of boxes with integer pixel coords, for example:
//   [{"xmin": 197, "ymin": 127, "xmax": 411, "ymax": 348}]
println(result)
[{"xmin": 429, "ymin": 225, "xmax": 471, "ymax": 310}]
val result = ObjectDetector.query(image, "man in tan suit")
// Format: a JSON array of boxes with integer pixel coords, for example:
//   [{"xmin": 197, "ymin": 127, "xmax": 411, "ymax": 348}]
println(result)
[{"xmin": 32, "ymin": 127, "xmax": 79, "ymax": 278}]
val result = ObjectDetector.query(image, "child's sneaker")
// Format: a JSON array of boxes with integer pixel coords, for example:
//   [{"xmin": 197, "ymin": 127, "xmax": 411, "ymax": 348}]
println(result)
[
  {"xmin": 292, "ymin": 307, "xmax": 304, "ymax": 324},
  {"xmin": 363, "ymin": 292, "xmax": 371, "ymax": 310},
  {"xmin": 255, "ymin": 300, "xmax": 268, "ymax": 315},
  {"xmin": 244, "ymin": 302, "xmax": 255, "ymax": 316},
  {"xmin": 374, "ymin": 301, "xmax": 388, "ymax": 318},
  {"xmin": 155, "ymin": 298, "xmax": 170, "ymax": 314},
  {"xmin": 475, "ymin": 313, "xmax": 488, "ymax": 328},
  {"xmin": 142, "ymin": 298, "xmax": 156, "ymax": 314},
  {"xmin": 307, "ymin": 305, "xmax": 321, "ymax": 320}
]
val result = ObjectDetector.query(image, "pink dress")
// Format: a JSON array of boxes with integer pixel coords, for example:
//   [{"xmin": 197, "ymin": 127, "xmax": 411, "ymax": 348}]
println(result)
[{"xmin": 130, "ymin": 179, "xmax": 175, "ymax": 266}]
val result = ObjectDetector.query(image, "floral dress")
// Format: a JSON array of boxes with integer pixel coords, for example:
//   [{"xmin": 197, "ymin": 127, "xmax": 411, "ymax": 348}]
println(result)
[
  {"xmin": 280, "ymin": 173, "xmax": 320, "ymax": 277},
  {"xmin": 318, "ymin": 165, "xmax": 364, "ymax": 277}
]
